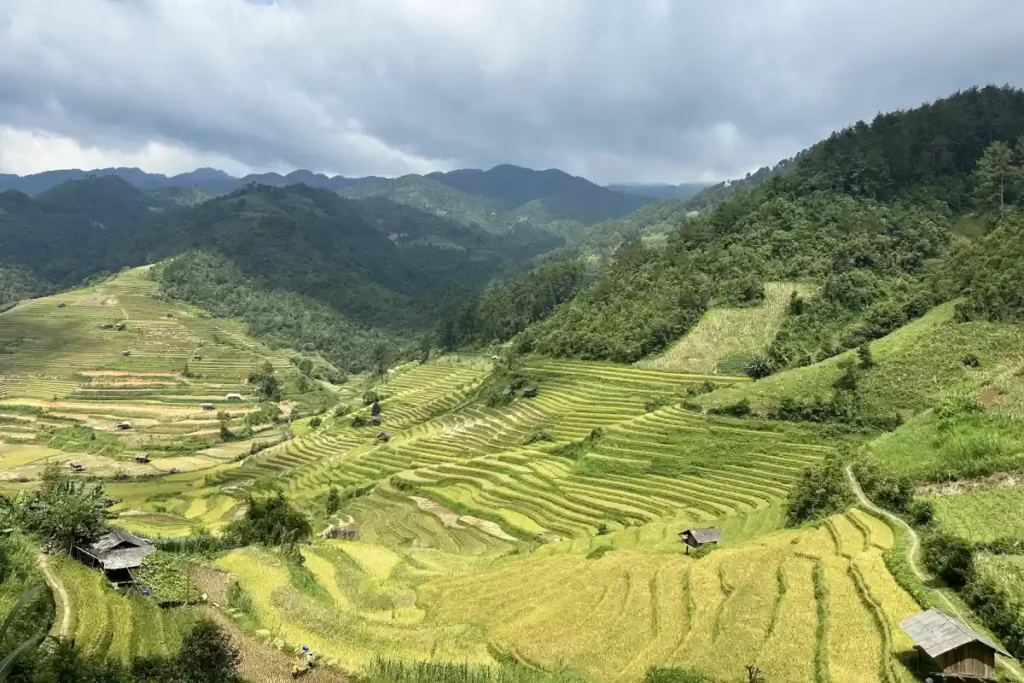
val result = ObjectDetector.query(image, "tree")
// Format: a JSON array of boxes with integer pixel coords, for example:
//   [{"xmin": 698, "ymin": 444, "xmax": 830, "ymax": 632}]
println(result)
[
  {"xmin": 297, "ymin": 358, "xmax": 313, "ymax": 375},
  {"xmin": 0, "ymin": 463, "xmax": 113, "ymax": 554},
  {"xmin": 856, "ymin": 342, "xmax": 874, "ymax": 369},
  {"xmin": 922, "ymin": 533, "xmax": 974, "ymax": 587},
  {"xmin": 372, "ymin": 342, "xmax": 393, "ymax": 379},
  {"xmin": 418, "ymin": 334, "xmax": 431, "ymax": 364},
  {"xmin": 247, "ymin": 361, "xmax": 281, "ymax": 402},
  {"xmin": 785, "ymin": 456, "xmax": 853, "ymax": 526},
  {"xmin": 744, "ymin": 354, "xmax": 776, "ymax": 380},
  {"xmin": 224, "ymin": 492, "xmax": 311, "ymax": 546},
  {"xmin": 217, "ymin": 411, "xmax": 233, "ymax": 441},
  {"xmin": 175, "ymin": 619, "xmax": 241, "ymax": 683},
  {"xmin": 974, "ymin": 140, "xmax": 1015, "ymax": 215},
  {"xmin": 325, "ymin": 487, "xmax": 341, "ymax": 515}
]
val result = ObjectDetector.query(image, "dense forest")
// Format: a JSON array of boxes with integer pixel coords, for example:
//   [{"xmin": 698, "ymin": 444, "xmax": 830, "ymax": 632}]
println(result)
[{"xmin": 448, "ymin": 86, "xmax": 1024, "ymax": 368}]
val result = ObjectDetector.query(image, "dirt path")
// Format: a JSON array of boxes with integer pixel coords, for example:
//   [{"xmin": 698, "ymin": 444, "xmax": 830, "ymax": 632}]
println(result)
[
  {"xmin": 846, "ymin": 466, "xmax": 1024, "ymax": 679},
  {"xmin": 36, "ymin": 553, "xmax": 71, "ymax": 638}
]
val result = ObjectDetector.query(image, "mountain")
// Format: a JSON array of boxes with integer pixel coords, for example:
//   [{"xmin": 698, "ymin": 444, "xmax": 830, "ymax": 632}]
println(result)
[
  {"xmin": 606, "ymin": 182, "xmax": 707, "ymax": 200},
  {"xmin": 427, "ymin": 164, "xmax": 650, "ymax": 225}
]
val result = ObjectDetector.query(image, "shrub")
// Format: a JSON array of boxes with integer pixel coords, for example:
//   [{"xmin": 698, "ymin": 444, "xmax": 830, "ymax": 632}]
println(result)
[
  {"xmin": 785, "ymin": 455, "xmax": 853, "ymax": 526},
  {"xmin": 176, "ymin": 618, "xmax": 241, "ymax": 683},
  {"xmin": 856, "ymin": 342, "xmax": 874, "ymax": 369},
  {"xmin": 921, "ymin": 532, "xmax": 974, "ymax": 587},
  {"xmin": 309, "ymin": 416, "xmax": 322, "ymax": 428},
  {"xmin": 642, "ymin": 666, "xmax": 713, "ymax": 683},
  {"xmin": 596, "ymin": 523, "xmax": 610, "ymax": 536},
  {"xmin": 852, "ymin": 460, "xmax": 914, "ymax": 512},
  {"xmin": 325, "ymin": 487, "xmax": 340, "ymax": 515},
  {"xmin": 352, "ymin": 415, "xmax": 368, "ymax": 428},
  {"xmin": 523, "ymin": 430, "xmax": 554, "ymax": 445},
  {"xmin": 224, "ymin": 492, "xmax": 311, "ymax": 547},
  {"xmin": 744, "ymin": 354, "xmax": 776, "ymax": 380},
  {"xmin": 909, "ymin": 499, "xmax": 935, "ymax": 526},
  {"xmin": 962, "ymin": 354, "xmax": 981, "ymax": 368},
  {"xmin": 362, "ymin": 390, "xmax": 379, "ymax": 406},
  {"xmin": 333, "ymin": 403, "xmax": 351, "ymax": 417},
  {"xmin": 709, "ymin": 398, "xmax": 752, "ymax": 417}
]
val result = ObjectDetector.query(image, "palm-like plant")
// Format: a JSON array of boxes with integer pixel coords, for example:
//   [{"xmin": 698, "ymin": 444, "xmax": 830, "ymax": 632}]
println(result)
[{"xmin": 0, "ymin": 586, "xmax": 45, "ymax": 681}]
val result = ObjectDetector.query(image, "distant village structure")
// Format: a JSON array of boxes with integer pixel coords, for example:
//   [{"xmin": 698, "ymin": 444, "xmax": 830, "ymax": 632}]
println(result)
[
  {"xmin": 225, "ymin": 392, "xmax": 243, "ymax": 401},
  {"xmin": 899, "ymin": 609, "xmax": 1008, "ymax": 680},
  {"xmin": 678, "ymin": 527, "xmax": 723, "ymax": 553}
]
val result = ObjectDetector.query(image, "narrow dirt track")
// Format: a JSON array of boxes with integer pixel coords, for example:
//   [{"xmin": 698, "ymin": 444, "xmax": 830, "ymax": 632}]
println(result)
[
  {"xmin": 846, "ymin": 465, "xmax": 1024, "ymax": 680},
  {"xmin": 36, "ymin": 553, "xmax": 71, "ymax": 638}
]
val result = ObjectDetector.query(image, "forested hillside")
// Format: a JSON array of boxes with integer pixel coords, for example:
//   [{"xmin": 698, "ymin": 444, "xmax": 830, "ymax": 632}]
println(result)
[
  {"xmin": 0, "ymin": 181, "xmax": 564, "ymax": 371},
  {"xmin": 472, "ymin": 86, "xmax": 1024, "ymax": 368}
]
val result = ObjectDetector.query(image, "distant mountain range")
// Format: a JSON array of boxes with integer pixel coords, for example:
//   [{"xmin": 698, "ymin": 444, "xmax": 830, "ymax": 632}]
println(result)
[{"xmin": 0, "ymin": 163, "xmax": 657, "ymax": 236}]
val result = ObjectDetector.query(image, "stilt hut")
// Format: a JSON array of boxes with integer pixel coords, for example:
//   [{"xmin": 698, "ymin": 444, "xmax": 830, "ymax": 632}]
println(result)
[
  {"xmin": 899, "ymin": 609, "xmax": 1008, "ymax": 680},
  {"xmin": 75, "ymin": 529, "xmax": 156, "ymax": 586},
  {"xmin": 678, "ymin": 527, "xmax": 723, "ymax": 553}
]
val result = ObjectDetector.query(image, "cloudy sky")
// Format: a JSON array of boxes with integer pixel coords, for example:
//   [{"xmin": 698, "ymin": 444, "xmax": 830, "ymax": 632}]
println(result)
[{"xmin": 1, "ymin": 0, "xmax": 1023, "ymax": 184}]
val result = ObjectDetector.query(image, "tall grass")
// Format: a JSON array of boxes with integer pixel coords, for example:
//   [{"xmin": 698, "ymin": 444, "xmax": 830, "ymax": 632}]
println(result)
[{"xmin": 363, "ymin": 657, "xmax": 588, "ymax": 683}]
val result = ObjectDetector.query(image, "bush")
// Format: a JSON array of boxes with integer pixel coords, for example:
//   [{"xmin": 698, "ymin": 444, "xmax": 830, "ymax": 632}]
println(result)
[
  {"xmin": 309, "ymin": 416, "xmax": 322, "ymax": 428},
  {"xmin": 333, "ymin": 403, "xmax": 351, "ymax": 417},
  {"xmin": 744, "ymin": 355, "xmax": 776, "ymax": 380},
  {"xmin": 362, "ymin": 390, "xmax": 379, "ymax": 406},
  {"xmin": 785, "ymin": 455, "xmax": 854, "ymax": 526},
  {"xmin": 352, "ymin": 415, "xmax": 368, "ymax": 428},
  {"xmin": 921, "ymin": 532, "xmax": 974, "ymax": 587},
  {"xmin": 708, "ymin": 398, "xmax": 751, "ymax": 417},
  {"xmin": 176, "ymin": 618, "xmax": 241, "ymax": 683},
  {"xmin": 224, "ymin": 492, "xmax": 311, "ymax": 547},
  {"xmin": 962, "ymin": 353, "xmax": 981, "ymax": 368},
  {"xmin": 852, "ymin": 460, "xmax": 914, "ymax": 512},
  {"xmin": 908, "ymin": 499, "xmax": 935, "ymax": 526},
  {"xmin": 642, "ymin": 667, "xmax": 714, "ymax": 683}
]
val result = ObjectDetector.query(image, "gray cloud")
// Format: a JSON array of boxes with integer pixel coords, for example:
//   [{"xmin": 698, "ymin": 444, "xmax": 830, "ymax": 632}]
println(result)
[{"xmin": 1, "ymin": 0, "xmax": 1023, "ymax": 183}]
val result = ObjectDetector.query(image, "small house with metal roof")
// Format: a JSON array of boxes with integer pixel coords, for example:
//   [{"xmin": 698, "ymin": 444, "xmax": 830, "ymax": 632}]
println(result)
[
  {"xmin": 74, "ymin": 528, "xmax": 156, "ymax": 586},
  {"xmin": 899, "ymin": 609, "xmax": 1009, "ymax": 680},
  {"xmin": 678, "ymin": 527, "xmax": 723, "ymax": 553}
]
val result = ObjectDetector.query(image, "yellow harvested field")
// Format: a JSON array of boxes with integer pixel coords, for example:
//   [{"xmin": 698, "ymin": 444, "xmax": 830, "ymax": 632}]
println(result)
[{"xmin": 638, "ymin": 282, "xmax": 817, "ymax": 374}]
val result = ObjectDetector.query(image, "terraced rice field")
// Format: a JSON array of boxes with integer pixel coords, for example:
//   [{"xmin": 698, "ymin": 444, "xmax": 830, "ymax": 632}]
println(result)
[
  {"xmin": 242, "ymin": 356, "xmax": 828, "ymax": 545},
  {"xmin": 215, "ymin": 507, "xmax": 919, "ymax": 681},
  {"xmin": 52, "ymin": 555, "xmax": 199, "ymax": 663},
  {"xmin": 0, "ymin": 267, "xmax": 295, "ymax": 479}
]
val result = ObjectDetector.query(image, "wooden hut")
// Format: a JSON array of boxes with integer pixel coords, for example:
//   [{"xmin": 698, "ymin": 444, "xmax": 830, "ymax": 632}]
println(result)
[
  {"xmin": 121, "ymin": 350, "xmax": 131, "ymax": 357},
  {"xmin": 192, "ymin": 354, "xmax": 203, "ymax": 361},
  {"xmin": 75, "ymin": 529, "xmax": 156, "ymax": 586},
  {"xmin": 68, "ymin": 461, "xmax": 84, "ymax": 472},
  {"xmin": 57, "ymin": 302, "xmax": 66, "ymax": 308},
  {"xmin": 133, "ymin": 453, "xmax": 150, "ymax": 464},
  {"xmin": 225, "ymin": 392, "xmax": 243, "ymax": 401},
  {"xmin": 200, "ymin": 402, "xmax": 216, "ymax": 411},
  {"xmin": 376, "ymin": 431, "xmax": 392, "ymax": 443},
  {"xmin": 678, "ymin": 527, "xmax": 723, "ymax": 553},
  {"xmin": 522, "ymin": 386, "xmax": 538, "ymax": 398},
  {"xmin": 899, "ymin": 609, "xmax": 1008, "ymax": 680},
  {"xmin": 113, "ymin": 323, "xmax": 126, "ymax": 331},
  {"xmin": 116, "ymin": 420, "xmax": 132, "ymax": 430},
  {"xmin": 503, "ymin": 387, "xmax": 516, "ymax": 398}
]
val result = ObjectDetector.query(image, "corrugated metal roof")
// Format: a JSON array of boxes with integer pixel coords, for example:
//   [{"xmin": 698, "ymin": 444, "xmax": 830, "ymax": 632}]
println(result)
[
  {"xmin": 100, "ymin": 545, "xmax": 156, "ymax": 571},
  {"xmin": 89, "ymin": 528, "xmax": 150, "ymax": 555},
  {"xmin": 899, "ymin": 609, "xmax": 1009, "ymax": 658},
  {"xmin": 682, "ymin": 527, "xmax": 724, "ymax": 544}
]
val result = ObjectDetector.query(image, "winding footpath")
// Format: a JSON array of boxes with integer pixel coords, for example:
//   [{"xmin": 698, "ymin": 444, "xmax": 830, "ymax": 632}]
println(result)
[
  {"xmin": 36, "ymin": 553, "xmax": 71, "ymax": 639},
  {"xmin": 845, "ymin": 465, "xmax": 1024, "ymax": 680}
]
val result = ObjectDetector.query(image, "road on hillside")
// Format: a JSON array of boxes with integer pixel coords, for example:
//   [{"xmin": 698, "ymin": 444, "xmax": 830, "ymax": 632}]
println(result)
[
  {"xmin": 845, "ymin": 465, "xmax": 1024, "ymax": 679},
  {"xmin": 36, "ymin": 553, "xmax": 71, "ymax": 638}
]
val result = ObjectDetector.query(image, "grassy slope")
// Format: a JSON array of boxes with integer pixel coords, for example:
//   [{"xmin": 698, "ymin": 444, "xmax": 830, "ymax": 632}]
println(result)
[
  {"xmin": 637, "ymin": 282, "xmax": 815, "ymax": 374},
  {"xmin": 697, "ymin": 302, "xmax": 1024, "ymax": 418}
]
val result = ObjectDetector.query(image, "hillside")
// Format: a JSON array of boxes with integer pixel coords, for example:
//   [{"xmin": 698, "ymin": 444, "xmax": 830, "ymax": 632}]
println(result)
[{"xmin": 0, "ymin": 181, "xmax": 563, "ymax": 371}]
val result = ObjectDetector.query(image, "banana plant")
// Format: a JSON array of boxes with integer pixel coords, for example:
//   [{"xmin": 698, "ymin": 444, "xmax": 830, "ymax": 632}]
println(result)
[{"xmin": 0, "ymin": 586, "xmax": 45, "ymax": 681}]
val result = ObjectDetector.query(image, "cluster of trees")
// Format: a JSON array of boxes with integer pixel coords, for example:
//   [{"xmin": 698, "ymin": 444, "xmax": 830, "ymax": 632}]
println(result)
[
  {"xmin": 0, "ymin": 463, "xmax": 113, "ymax": 554},
  {"xmin": 438, "ymin": 261, "xmax": 586, "ymax": 349},
  {"xmin": 223, "ymin": 492, "xmax": 311, "ymax": 548}
]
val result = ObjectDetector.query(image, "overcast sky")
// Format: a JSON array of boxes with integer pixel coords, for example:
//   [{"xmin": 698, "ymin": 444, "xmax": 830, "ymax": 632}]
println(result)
[{"xmin": 1, "ymin": 0, "xmax": 1023, "ymax": 184}]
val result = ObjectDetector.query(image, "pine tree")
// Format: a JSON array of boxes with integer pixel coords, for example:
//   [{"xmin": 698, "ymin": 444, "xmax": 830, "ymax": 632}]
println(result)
[{"xmin": 973, "ymin": 140, "xmax": 1015, "ymax": 215}]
